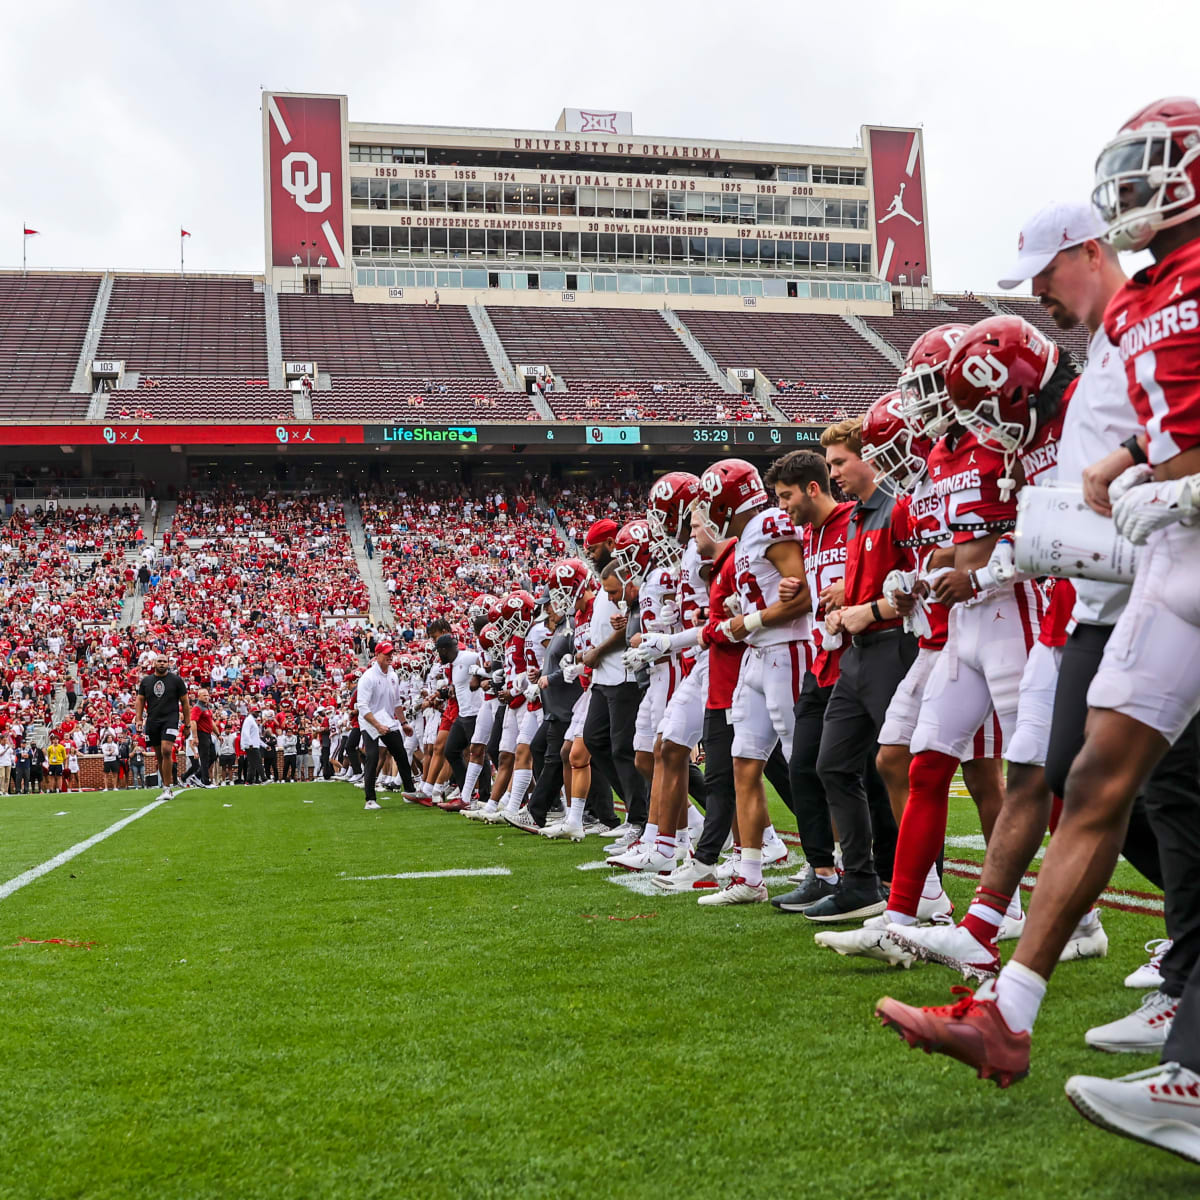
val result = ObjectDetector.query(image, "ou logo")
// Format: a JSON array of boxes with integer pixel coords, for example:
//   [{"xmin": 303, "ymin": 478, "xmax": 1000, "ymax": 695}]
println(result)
[
  {"xmin": 281, "ymin": 151, "xmax": 331, "ymax": 213},
  {"xmin": 700, "ymin": 471, "xmax": 723, "ymax": 498},
  {"xmin": 650, "ymin": 478, "xmax": 674, "ymax": 502},
  {"xmin": 556, "ymin": 563, "xmax": 576, "ymax": 581},
  {"xmin": 959, "ymin": 352, "xmax": 1009, "ymax": 390},
  {"xmin": 630, "ymin": 523, "xmax": 649, "ymax": 543}
]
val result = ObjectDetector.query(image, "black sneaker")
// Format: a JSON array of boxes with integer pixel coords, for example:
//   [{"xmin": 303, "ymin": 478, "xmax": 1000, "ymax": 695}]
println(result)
[
  {"xmin": 770, "ymin": 871, "xmax": 839, "ymax": 913},
  {"xmin": 802, "ymin": 888, "xmax": 887, "ymax": 924}
]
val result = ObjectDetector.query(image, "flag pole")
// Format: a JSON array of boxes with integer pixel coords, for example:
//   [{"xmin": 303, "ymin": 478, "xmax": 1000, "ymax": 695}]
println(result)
[
  {"xmin": 22, "ymin": 221, "xmax": 26, "ymax": 275},
  {"xmin": 180, "ymin": 230, "xmax": 185, "ymax": 276}
]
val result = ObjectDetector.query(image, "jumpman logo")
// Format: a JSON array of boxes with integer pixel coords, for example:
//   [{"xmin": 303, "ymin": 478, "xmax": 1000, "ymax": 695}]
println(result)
[
  {"xmin": 1170, "ymin": 275, "xmax": 1184, "ymax": 299},
  {"xmin": 878, "ymin": 181, "xmax": 922, "ymax": 227}
]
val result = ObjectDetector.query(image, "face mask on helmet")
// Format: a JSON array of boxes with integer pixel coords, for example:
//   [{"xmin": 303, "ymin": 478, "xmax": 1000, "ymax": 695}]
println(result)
[
  {"xmin": 862, "ymin": 428, "xmax": 928, "ymax": 493},
  {"xmin": 897, "ymin": 366, "xmax": 953, "ymax": 442},
  {"xmin": 1093, "ymin": 104, "xmax": 1200, "ymax": 251}
]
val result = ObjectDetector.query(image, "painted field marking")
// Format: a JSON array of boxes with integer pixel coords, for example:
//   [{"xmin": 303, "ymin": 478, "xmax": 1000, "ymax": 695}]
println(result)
[
  {"xmin": 944, "ymin": 857, "xmax": 1164, "ymax": 917},
  {"xmin": 346, "ymin": 867, "xmax": 512, "ymax": 882},
  {"xmin": 54, "ymin": 812, "xmax": 69, "ymax": 817},
  {"xmin": 0, "ymin": 798, "xmax": 168, "ymax": 903}
]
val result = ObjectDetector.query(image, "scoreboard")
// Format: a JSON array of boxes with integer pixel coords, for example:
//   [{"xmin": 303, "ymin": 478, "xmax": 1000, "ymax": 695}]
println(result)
[{"xmin": 363, "ymin": 423, "xmax": 820, "ymax": 448}]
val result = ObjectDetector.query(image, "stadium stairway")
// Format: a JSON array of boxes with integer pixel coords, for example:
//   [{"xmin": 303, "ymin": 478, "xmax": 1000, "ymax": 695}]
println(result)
[
  {"xmin": 841, "ymin": 313, "xmax": 904, "ymax": 370},
  {"xmin": 72, "ymin": 270, "xmax": 114, "ymax": 393},
  {"xmin": 343, "ymin": 500, "xmax": 394, "ymax": 627},
  {"xmin": 468, "ymin": 303, "xmax": 523, "ymax": 392},
  {"xmin": 263, "ymin": 285, "xmax": 285, "ymax": 390}
]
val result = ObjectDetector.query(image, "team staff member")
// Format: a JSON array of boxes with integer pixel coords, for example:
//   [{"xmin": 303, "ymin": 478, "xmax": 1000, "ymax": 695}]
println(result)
[
  {"xmin": 135, "ymin": 653, "xmax": 191, "ymax": 801},
  {"xmin": 191, "ymin": 689, "xmax": 217, "ymax": 788},
  {"xmin": 47, "ymin": 737, "xmax": 66, "ymax": 793},
  {"xmin": 807, "ymin": 417, "xmax": 917, "ymax": 923},
  {"xmin": 356, "ymin": 641, "xmax": 416, "ymax": 812}
]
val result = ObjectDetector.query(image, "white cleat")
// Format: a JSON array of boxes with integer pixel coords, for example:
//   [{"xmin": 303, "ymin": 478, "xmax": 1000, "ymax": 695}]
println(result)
[
  {"xmin": 607, "ymin": 841, "xmax": 649, "ymax": 871},
  {"xmin": 502, "ymin": 808, "xmax": 541, "ymax": 834},
  {"xmin": 604, "ymin": 826, "xmax": 642, "ymax": 854},
  {"xmin": 715, "ymin": 852, "xmax": 742, "ymax": 883},
  {"xmin": 651, "ymin": 855, "xmax": 719, "ymax": 892},
  {"xmin": 1126, "ymin": 939, "xmax": 1171, "ymax": 989},
  {"xmin": 814, "ymin": 925, "xmax": 916, "ymax": 968},
  {"xmin": 697, "ymin": 878, "xmax": 768, "ymax": 906},
  {"xmin": 1066, "ymin": 1062, "xmax": 1200, "ymax": 1164},
  {"xmin": 916, "ymin": 889, "xmax": 955, "ymax": 924},
  {"xmin": 1060, "ymin": 913, "xmax": 1109, "ymax": 963},
  {"xmin": 481, "ymin": 807, "xmax": 509, "ymax": 824},
  {"xmin": 364, "ymin": 799, "xmax": 382, "ymax": 810},
  {"xmin": 762, "ymin": 839, "xmax": 790, "ymax": 868},
  {"xmin": 1085, "ymin": 990, "xmax": 1177, "ymax": 1054},
  {"xmin": 998, "ymin": 910, "xmax": 1026, "ymax": 942},
  {"xmin": 156, "ymin": 788, "xmax": 173, "ymax": 801},
  {"xmin": 543, "ymin": 820, "xmax": 586, "ymax": 842},
  {"xmin": 886, "ymin": 922, "xmax": 1001, "ymax": 982},
  {"xmin": 460, "ymin": 803, "xmax": 492, "ymax": 821},
  {"xmin": 639, "ymin": 846, "xmax": 678, "ymax": 875}
]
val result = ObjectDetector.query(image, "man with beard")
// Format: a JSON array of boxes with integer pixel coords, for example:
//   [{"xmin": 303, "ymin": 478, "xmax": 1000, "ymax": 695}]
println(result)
[{"xmin": 135, "ymin": 652, "xmax": 191, "ymax": 801}]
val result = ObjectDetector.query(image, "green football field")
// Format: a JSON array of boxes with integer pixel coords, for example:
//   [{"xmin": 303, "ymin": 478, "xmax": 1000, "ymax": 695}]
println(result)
[{"xmin": 0, "ymin": 779, "xmax": 1187, "ymax": 1200}]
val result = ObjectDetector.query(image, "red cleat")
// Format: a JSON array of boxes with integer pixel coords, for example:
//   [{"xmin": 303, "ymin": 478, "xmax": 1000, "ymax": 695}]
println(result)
[
  {"xmin": 402, "ymin": 791, "xmax": 434, "ymax": 807},
  {"xmin": 875, "ymin": 984, "xmax": 1031, "ymax": 1088},
  {"xmin": 436, "ymin": 797, "xmax": 470, "ymax": 812}
]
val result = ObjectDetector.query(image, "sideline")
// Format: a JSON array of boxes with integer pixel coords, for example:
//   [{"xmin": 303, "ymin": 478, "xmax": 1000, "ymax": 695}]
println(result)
[
  {"xmin": 345, "ymin": 867, "xmax": 512, "ymax": 881},
  {"xmin": 0, "ymin": 797, "xmax": 169, "ymax": 902}
]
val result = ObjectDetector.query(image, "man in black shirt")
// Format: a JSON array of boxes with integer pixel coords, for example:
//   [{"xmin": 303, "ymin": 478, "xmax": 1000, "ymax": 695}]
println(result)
[{"xmin": 134, "ymin": 653, "xmax": 191, "ymax": 800}]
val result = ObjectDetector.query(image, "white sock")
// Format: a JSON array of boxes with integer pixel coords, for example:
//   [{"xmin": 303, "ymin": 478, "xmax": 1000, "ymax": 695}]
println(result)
[
  {"xmin": 643, "ymin": 821, "xmax": 659, "ymax": 844},
  {"xmin": 510, "ymin": 768, "xmax": 533, "ymax": 808},
  {"xmin": 1006, "ymin": 891, "xmax": 1024, "ymax": 921},
  {"xmin": 420, "ymin": 780, "xmax": 435, "ymax": 796},
  {"xmin": 501, "ymin": 790, "xmax": 519, "ymax": 814},
  {"xmin": 740, "ymin": 847, "xmax": 763, "ymax": 887},
  {"xmin": 483, "ymin": 795, "xmax": 499, "ymax": 813},
  {"xmin": 655, "ymin": 833, "xmax": 678, "ymax": 860},
  {"xmin": 921, "ymin": 862, "xmax": 943, "ymax": 900},
  {"xmin": 763, "ymin": 823, "xmax": 779, "ymax": 847},
  {"xmin": 675, "ymin": 827, "xmax": 690, "ymax": 857},
  {"xmin": 567, "ymin": 796, "xmax": 585, "ymax": 827},
  {"xmin": 462, "ymin": 762, "xmax": 483, "ymax": 804},
  {"xmin": 885, "ymin": 909, "xmax": 919, "ymax": 927},
  {"xmin": 687, "ymin": 803, "xmax": 705, "ymax": 836},
  {"xmin": 992, "ymin": 961, "xmax": 1046, "ymax": 1034}
]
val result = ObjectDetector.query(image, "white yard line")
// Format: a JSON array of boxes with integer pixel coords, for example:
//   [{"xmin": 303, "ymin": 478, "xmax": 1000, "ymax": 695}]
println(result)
[
  {"xmin": 346, "ymin": 867, "xmax": 512, "ymax": 881},
  {"xmin": 0, "ymin": 797, "xmax": 169, "ymax": 902}
]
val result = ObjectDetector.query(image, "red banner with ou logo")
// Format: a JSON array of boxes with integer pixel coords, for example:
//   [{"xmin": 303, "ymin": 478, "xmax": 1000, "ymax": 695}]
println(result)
[
  {"xmin": 265, "ymin": 93, "xmax": 346, "ymax": 270},
  {"xmin": 865, "ymin": 127, "xmax": 931, "ymax": 286}
]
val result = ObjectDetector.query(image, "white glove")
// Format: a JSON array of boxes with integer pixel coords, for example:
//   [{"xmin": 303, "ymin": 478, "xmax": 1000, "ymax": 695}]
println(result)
[
  {"xmin": 469, "ymin": 663, "xmax": 489, "ymax": 679},
  {"xmin": 639, "ymin": 632, "xmax": 673, "ymax": 656},
  {"xmin": 822, "ymin": 626, "xmax": 843, "ymax": 650},
  {"xmin": 558, "ymin": 653, "xmax": 575, "ymax": 671},
  {"xmin": 1113, "ymin": 473, "xmax": 1200, "ymax": 545},
  {"xmin": 722, "ymin": 593, "xmax": 742, "ymax": 617},
  {"xmin": 653, "ymin": 599, "xmax": 680, "ymax": 629},
  {"xmin": 986, "ymin": 537, "xmax": 1017, "ymax": 587},
  {"xmin": 904, "ymin": 596, "xmax": 933, "ymax": 640},
  {"xmin": 1108, "ymin": 463, "xmax": 1154, "ymax": 508},
  {"xmin": 622, "ymin": 645, "xmax": 655, "ymax": 672},
  {"xmin": 562, "ymin": 662, "xmax": 585, "ymax": 683},
  {"xmin": 882, "ymin": 569, "xmax": 917, "ymax": 609},
  {"xmin": 523, "ymin": 682, "xmax": 540, "ymax": 702}
]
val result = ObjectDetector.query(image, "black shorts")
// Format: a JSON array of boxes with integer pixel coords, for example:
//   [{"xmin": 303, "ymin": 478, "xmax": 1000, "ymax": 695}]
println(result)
[
  {"xmin": 145, "ymin": 721, "xmax": 181, "ymax": 746},
  {"xmin": 219, "ymin": 754, "xmax": 235, "ymax": 768},
  {"xmin": 103, "ymin": 760, "xmax": 118, "ymax": 774},
  {"xmin": 49, "ymin": 765, "xmax": 63, "ymax": 777}
]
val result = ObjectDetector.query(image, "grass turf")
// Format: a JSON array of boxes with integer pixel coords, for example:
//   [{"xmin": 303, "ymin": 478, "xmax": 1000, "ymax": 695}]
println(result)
[{"xmin": 0, "ymin": 779, "xmax": 1187, "ymax": 1200}]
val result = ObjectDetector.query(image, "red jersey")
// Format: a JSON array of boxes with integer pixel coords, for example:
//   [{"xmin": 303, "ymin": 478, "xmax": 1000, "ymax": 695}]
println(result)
[
  {"xmin": 929, "ymin": 432, "xmax": 1015, "ymax": 545},
  {"xmin": 803, "ymin": 501, "xmax": 855, "ymax": 686},
  {"xmin": 1104, "ymin": 237, "xmax": 1200, "ymax": 466},
  {"xmin": 843, "ymin": 486, "xmax": 913, "ymax": 632},
  {"xmin": 1038, "ymin": 577, "xmax": 1077, "ymax": 648},
  {"xmin": 898, "ymin": 450, "xmax": 956, "ymax": 651},
  {"xmin": 703, "ymin": 543, "xmax": 745, "ymax": 710}
]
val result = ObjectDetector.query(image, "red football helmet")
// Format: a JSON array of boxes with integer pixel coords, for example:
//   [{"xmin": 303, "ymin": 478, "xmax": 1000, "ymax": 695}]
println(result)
[
  {"xmin": 860, "ymin": 390, "xmax": 932, "ymax": 494},
  {"xmin": 945, "ymin": 316, "xmax": 1060, "ymax": 453},
  {"xmin": 646, "ymin": 471, "xmax": 700, "ymax": 567},
  {"xmin": 612, "ymin": 519, "xmax": 654, "ymax": 586},
  {"xmin": 492, "ymin": 590, "xmax": 536, "ymax": 643},
  {"xmin": 469, "ymin": 593, "xmax": 500, "ymax": 621},
  {"xmin": 547, "ymin": 558, "xmax": 591, "ymax": 617},
  {"xmin": 1094, "ymin": 96, "xmax": 1200, "ymax": 251},
  {"xmin": 477, "ymin": 623, "xmax": 500, "ymax": 653},
  {"xmin": 897, "ymin": 323, "xmax": 970, "ymax": 441},
  {"xmin": 695, "ymin": 459, "xmax": 768, "ymax": 539}
]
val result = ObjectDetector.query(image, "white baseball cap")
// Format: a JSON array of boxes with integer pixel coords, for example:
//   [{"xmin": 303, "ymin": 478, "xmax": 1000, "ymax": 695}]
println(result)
[{"xmin": 997, "ymin": 201, "xmax": 1109, "ymax": 290}]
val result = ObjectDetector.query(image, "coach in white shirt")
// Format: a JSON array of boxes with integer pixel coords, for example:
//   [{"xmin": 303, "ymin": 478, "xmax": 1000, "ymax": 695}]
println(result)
[
  {"xmin": 355, "ymin": 641, "xmax": 415, "ymax": 808},
  {"xmin": 240, "ymin": 708, "xmax": 264, "ymax": 784},
  {"xmin": 579, "ymin": 519, "xmax": 648, "ymax": 829}
]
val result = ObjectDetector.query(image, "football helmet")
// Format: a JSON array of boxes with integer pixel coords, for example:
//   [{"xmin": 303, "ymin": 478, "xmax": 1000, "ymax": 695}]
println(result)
[
  {"xmin": 897, "ymin": 323, "xmax": 970, "ymax": 441},
  {"xmin": 946, "ymin": 316, "xmax": 1059, "ymax": 453},
  {"xmin": 477, "ymin": 623, "xmax": 500, "ymax": 653},
  {"xmin": 1093, "ymin": 96, "xmax": 1200, "ymax": 251},
  {"xmin": 695, "ymin": 459, "xmax": 769, "ymax": 539},
  {"xmin": 469, "ymin": 593, "xmax": 500, "ymax": 621},
  {"xmin": 547, "ymin": 558, "xmax": 591, "ymax": 617},
  {"xmin": 861, "ymin": 390, "xmax": 932, "ymax": 494},
  {"xmin": 492, "ymin": 591, "xmax": 536, "ymax": 643},
  {"xmin": 612, "ymin": 519, "xmax": 655, "ymax": 586},
  {"xmin": 646, "ymin": 471, "xmax": 700, "ymax": 567}
]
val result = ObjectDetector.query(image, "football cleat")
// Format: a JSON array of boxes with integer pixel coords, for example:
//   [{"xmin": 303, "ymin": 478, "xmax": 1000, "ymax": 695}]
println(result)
[
  {"xmin": 814, "ymin": 926, "xmax": 916, "ymax": 969},
  {"xmin": 402, "ymin": 791, "xmax": 434, "ymax": 807},
  {"xmin": 1065, "ymin": 1062, "xmax": 1200, "ymax": 1164},
  {"xmin": 435, "ymin": 797, "xmax": 470, "ymax": 812},
  {"xmin": 460, "ymin": 803, "xmax": 493, "ymax": 821},
  {"xmin": 542, "ymin": 820, "xmax": 586, "ymax": 843},
  {"xmin": 651, "ymin": 856, "xmax": 719, "ymax": 892},
  {"xmin": 607, "ymin": 841, "xmax": 649, "ymax": 871},
  {"xmin": 364, "ymin": 799, "xmax": 382, "ymax": 811},
  {"xmin": 886, "ymin": 922, "xmax": 1001, "ymax": 982},
  {"xmin": 1126, "ymin": 939, "xmax": 1171, "ymax": 989},
  {"xmin": 696, "ymin": 877, "xmax": 768, "ymax": 907},
  {"xmin": 875, "ymin": 981, "xmax": 1031, "ymax": 1088},
  {"xmin": 582, "ymin": 819, "xmax": 615, "ymax": 837},
  {"xmin": 502, "ymin": 808, "xmax": 541, "ymax": 834},
  {"xmin": 802, "ymin": 889, "xmax": 887, "ymax": 924},
  {"xmin": 639, "ymin": 845, "xmax": 678, "ymax": 875},
  {"xmin": 998, "ymin": 910, "xmax": 1026, "ymax": 942},
  {"xmin": 480, "ymin": 806, "xmax": 509, "ymax": 824},
  {"xmin": 1085, "ymin": 990, "xmax": 1177, "ymax": 1054},
  {"xmin": 1060, "ymin": 913, "xmax": 1109, "ymax": 963}
]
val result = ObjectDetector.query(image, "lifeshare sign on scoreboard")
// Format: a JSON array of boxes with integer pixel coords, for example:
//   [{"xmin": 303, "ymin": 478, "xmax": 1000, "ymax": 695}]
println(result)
[{"xmin": 380, "ymin": 425, "xmax": 479, "ymax": 443}]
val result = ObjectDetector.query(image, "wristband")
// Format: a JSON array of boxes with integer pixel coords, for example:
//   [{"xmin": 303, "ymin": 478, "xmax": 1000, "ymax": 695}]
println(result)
[
  {"xmin": 743, "ymin": 611, "xmax": 764, "ymax": 633},
  {"xmin": 1121, "ymin": 435, "xmax": 1148, "ymax": 466},
  {"xmin": 870, "ymin": 600, "xmax": 883, "ymax": 623}
]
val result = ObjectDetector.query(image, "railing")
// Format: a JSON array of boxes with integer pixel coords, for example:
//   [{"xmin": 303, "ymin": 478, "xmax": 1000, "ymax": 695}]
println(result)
[
  {"xmin": 12, "ymin": 481, "xmax": 144, "ymax": 500},
  {"xmin": 275, "ymin": 280, "xmax": 354, "ymax": 295}
]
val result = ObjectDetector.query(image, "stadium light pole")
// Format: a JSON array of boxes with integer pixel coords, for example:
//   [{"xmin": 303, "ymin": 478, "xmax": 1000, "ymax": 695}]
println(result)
[
  {"xmin": 317, "ymin": 255, "xmax": 327, "ymax": 290},
  {"xmin": 291, "ymin": 254, "xmax": 301, "ymax": 291}
]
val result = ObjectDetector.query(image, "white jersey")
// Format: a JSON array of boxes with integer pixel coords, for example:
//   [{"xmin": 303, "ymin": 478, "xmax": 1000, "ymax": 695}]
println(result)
[
  {"xmin": 733, "ymin": 507, "xmax": 812, "ymax": 647},
  {"xmin": 678, "ymin": 540, "xmax": 707, "ymax": 627},
  {"xmin": 524, "ymin": 620, "xmax": 551, "ymax": 679},
  {"xmin": 639, "ymin": 566, "xmax": 679, "ymax": 634},
  {"xmin": 451, "ymin": 651, "xmax": 483, "ymax": 717}
]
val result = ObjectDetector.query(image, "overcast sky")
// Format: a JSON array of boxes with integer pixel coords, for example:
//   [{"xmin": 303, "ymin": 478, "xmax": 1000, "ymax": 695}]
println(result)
[{"xmin": 3, "ymin": 0, "xmax": 1195, "ymax": 293}]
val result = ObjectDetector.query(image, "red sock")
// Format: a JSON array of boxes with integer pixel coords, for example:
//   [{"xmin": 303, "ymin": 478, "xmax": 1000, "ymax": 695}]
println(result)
[
  {"xmin": 961, "ymin": 885, "xmax": 1011, "ymax": 950},
  {"xmin": 1048, "ymin": 794, "xmax": 1063, "ymax": 833},
  {"xmin": 889, "ymin": 750, "xmax": 958, "ymax": 917}
]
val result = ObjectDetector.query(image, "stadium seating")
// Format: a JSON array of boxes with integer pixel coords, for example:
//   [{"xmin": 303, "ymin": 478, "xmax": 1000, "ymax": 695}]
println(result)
[
  {"xmin": 111, "ymin": 378, "xmax": 297, "ymax": 422},
  {"xmin": 860, "ymin": 296, "xmax": 998, "ymax": 361},
  {"xmin": 679, "ymin": 310, "xmax": 897, "ymax": 420},
  {"xmin": 98, "ymin": 276, "xmax": 269, "ymax": 376},
  {"xmin": 486, "ymin": 306, "xmax": 728, "ymax": 420},
  {"xmin": 310, "ymin": 378, "xmax": 535, "ymax": 421},
  {"xmin": 278, "ymin": 296, "xmax": 496, "ymax": 376},
  {"xmin": 0, "ymin": 273, "xmax": 99, "ymax": 419}
]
